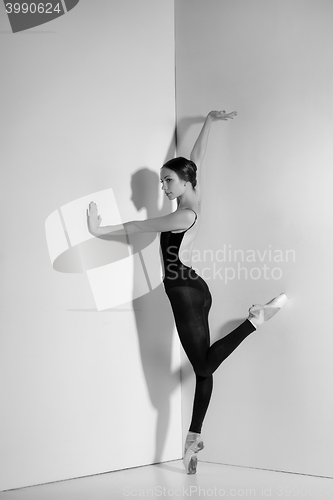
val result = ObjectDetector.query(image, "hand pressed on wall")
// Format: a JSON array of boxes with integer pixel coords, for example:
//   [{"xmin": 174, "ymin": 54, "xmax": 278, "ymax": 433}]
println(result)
[{"xmin": 87, "ymin": 201, "xmax": 102, "ymax": 235}]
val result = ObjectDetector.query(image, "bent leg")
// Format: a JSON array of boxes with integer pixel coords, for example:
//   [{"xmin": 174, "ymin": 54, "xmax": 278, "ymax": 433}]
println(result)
[
  {"xmin": 206, "ymin": 319, "xmax": 256, "ymax": 374},
  {"xmin": 166, "ymin": 286, "xmax": 255, "ymax": 378},
  {"xmin": 166, "ymin": 283, "xmax": 256, "ymax": 433}
]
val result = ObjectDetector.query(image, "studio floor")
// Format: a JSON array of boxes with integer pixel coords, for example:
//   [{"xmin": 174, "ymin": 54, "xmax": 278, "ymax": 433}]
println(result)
[{"xmin": 1, "ymin": 460, "xmax": 333, "ymax": 499}]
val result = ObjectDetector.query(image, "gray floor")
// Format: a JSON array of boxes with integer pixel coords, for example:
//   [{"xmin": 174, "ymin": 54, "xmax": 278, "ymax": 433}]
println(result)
[{"xmin": 1, "ymin": 460, "xmax": 333, "ymax": 499}]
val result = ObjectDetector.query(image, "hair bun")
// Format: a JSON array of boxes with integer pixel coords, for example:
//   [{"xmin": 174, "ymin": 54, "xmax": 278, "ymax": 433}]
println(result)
[{"xmin": 162, "ymin": 157, "xmax": 198, "ymax": 191}]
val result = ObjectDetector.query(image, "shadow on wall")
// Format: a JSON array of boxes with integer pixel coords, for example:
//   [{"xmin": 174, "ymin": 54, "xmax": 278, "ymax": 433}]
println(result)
[
  {"xmin": 125, "ymin": 117, "xmax": 205, "ymax": 463},
  {"xmin": 128, "ymin": 165, "xmax": 177, "ymax": 464},
  {"xmin": 45, "ymin": 116, "xmax": 206, "ymax": 463}
]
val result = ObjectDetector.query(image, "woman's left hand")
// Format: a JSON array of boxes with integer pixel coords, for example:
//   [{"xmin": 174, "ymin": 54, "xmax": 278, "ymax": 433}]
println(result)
[
  {"xmin": 87, "ymin": 201, "xmax": 102, "ymax": 234},
  {"xmin": 209, "ymin": 110, "xmax": 237, "ymax": 120}
]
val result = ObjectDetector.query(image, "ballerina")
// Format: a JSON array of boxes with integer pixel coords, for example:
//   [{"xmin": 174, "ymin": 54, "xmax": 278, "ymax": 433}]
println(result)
[{"xmin": 87, "ymin": 110, "xmax": 288, "ymax": 474}]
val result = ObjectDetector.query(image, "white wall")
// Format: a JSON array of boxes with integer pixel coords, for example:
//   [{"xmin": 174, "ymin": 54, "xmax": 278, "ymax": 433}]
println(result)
[
  {"xmin": 0, "ymin": 0, "xmax": 181, "ymax": 491},
  {"xmin": 176, "ymin": 0, "xmax": 333, "ymax": 477}
]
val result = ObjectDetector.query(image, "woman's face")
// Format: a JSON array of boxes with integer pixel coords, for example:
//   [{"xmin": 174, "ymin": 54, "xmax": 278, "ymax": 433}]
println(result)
[{"xmin": 160, "ymin": 167, "xmax": 186, "ymax": 200}]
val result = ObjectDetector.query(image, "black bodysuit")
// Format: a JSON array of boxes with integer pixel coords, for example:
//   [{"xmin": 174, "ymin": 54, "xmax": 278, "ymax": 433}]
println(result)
[
  {"xmin": 160, "ymin": 208, "xmax": 203, "ymax": 291},
  {"xmin": 160, "ymin": 208, "xmax": 255, "ymax": 434}
]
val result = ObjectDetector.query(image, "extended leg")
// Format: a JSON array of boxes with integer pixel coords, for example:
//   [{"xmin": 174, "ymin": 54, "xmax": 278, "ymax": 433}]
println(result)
[
  {"xmin": 205, "ymin": 319, "xmax": 255, "ymax": 374},
  {"xmin": 165, "ymin": 285, "xmax": 287, "ymax": 474},
  {"xmin": 166, "ymin": 286, "xmax": 255, "ymax": 379}
]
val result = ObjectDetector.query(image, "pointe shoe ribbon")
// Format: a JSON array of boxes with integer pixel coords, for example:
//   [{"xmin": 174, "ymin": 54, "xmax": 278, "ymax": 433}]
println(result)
[
  {"xmin": 248, "ymin": 293, "xmax": 288, "ymax": 328},
  {"xmin": 183, "ymin": 436, "xmax": 204, "ymax": 475}
]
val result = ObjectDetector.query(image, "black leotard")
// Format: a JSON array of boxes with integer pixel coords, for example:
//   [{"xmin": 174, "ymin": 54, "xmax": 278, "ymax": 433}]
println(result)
[
  {"xmin": 160, "ymin": 207, "xmax": 255, "ymax": 434},
  {"xmin": 160, "ymin": 208, "xmax": 201, "ymax": 290}
]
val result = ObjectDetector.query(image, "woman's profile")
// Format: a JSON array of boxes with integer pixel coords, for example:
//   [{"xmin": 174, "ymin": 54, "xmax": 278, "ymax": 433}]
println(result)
[{"xmin": 87, "ymin": 110, "xmax": 288, "ymax": 475}]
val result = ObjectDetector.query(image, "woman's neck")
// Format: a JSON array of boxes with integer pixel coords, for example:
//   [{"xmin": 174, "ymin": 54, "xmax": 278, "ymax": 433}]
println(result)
[{"xmin": 177, "ymin": 189, "xmax": 199, "ymax": 209}]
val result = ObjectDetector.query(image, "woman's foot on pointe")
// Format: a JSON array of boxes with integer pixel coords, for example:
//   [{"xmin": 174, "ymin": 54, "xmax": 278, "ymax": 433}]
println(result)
[
  {"xmin": 183, "ymin": 432, "xmax": 204, "ymax": 475},
  {"xmin": 248, "ymin": 293, "xmax": 288, "ymax": 329}
]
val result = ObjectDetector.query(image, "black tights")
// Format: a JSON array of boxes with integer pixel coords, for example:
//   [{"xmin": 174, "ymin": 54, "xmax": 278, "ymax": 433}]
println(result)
[{"xmin": 165, "ymin": 283, "xmax": 255, "ymax": 434}]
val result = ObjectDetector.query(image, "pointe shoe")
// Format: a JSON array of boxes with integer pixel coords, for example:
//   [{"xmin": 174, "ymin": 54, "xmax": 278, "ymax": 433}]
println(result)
[
  {"xmin": 248, "ymin": 293, "xmax": 288, "ymax": 329},
  {"xmin": 183, "ymin": 435, "xmax": 204, "ymax": 474}
]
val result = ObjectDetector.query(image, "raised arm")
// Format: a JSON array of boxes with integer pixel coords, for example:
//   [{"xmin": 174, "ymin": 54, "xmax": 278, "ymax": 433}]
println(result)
[
  {"xmin": 87, "ymin": 202, "xmax": 196, "ymax": 237},
  {"xmin": 190, "ymin": 109, "xmax": 237, "ymax": 177}
]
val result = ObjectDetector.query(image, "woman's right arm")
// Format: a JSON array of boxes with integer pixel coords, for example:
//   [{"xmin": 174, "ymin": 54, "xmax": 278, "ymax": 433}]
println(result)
[{"xmin": 87, "ymin": 202, "xmax": 197, "ymax": 237}]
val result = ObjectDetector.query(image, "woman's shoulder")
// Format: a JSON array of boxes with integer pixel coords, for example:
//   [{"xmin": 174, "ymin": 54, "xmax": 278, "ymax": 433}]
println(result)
[
  {"xmin": 177, "ymin": 206, "xmax": 200, "ymax": 228},
  {"xmin": 177, "ymin": 206, "xmax": 200, "ymax": 216}
]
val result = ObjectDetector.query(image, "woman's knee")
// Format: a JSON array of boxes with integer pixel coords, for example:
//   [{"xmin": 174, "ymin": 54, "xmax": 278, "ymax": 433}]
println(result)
[{"xmin": 193, "ymin": 365, "xmax": 212, "ymax": 378}]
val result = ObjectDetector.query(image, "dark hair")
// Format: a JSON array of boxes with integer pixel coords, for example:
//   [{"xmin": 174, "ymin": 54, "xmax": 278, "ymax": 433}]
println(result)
[{"xmin": 162, "ymin": 157, "xmax": 197, "ymax": 189}]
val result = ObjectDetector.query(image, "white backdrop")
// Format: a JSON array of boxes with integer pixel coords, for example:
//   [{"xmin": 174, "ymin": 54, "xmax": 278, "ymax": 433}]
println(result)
[
  {"xmin": 3, "ymin": 0, "xmax": 333, "ymax": 490},
  {"xmin": 176, "ymin": 0, "xmax": 333, "ymax": 478},
  {"xmin": 0, "ymin": 0, "xmax": 181, "ymax": 491}
]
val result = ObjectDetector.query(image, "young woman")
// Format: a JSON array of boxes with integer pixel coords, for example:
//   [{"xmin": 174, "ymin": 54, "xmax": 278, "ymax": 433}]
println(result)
[{"xmin": 87, "ymin": 110, "xmax": 287, "ymax": 474}]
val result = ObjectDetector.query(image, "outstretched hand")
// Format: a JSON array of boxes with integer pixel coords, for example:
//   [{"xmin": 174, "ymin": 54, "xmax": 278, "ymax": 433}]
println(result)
[
  {"xmin": 87, "ymin": 201, "xmax": 102, "ymax": 234},
  {"xmin": 209, "ymin": 110, "xmax": 237, "ymax": 120}
]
